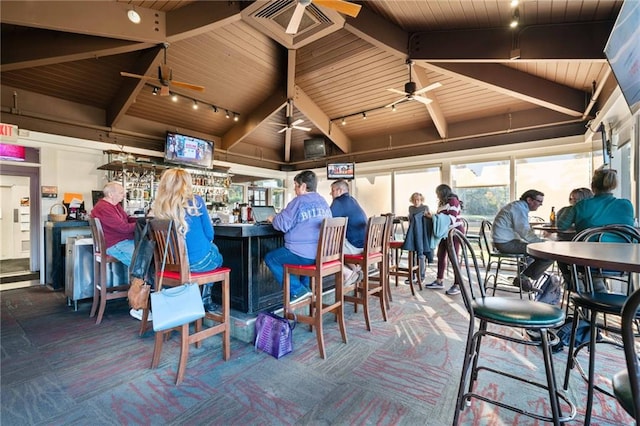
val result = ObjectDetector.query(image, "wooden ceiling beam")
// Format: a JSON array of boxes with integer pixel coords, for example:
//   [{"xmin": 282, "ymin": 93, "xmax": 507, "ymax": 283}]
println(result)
[
  {"xmin": 409, "ymin": 21, "xmax": 613, "ymax": 61},
  {"xmin": 293, "ymin": 85, "xmax": 350, "ymax": 154},
  {"xmin": 0, "ymin": 32, "xmax": 154, "ymax": 72},
  {"xmin": 421, "ymin": 62, "xmax": 586, "ymax": 117},
  {"xmin": 0, "ymin": 1, "xmax": 166, "ymax": 43},
  {"xmin": 343, "ymin": 5, "xmax": 408, "ymax": 60},
  {"xmin": 412, "ymin": 64, "xmax": 448, "ymax": 139},
  {"xmin": 106, "ymin": 46, "xmax": 164, "ymax": 128},
  {"xmin": 165, "ymin": 1, "xmax": 242, "ymax": 42}
]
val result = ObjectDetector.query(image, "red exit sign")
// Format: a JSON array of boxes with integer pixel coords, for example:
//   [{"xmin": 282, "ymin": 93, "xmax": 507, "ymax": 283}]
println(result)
[{"xmin": 0, "ymin": 123, "xmax": 18, "ymax": 142}]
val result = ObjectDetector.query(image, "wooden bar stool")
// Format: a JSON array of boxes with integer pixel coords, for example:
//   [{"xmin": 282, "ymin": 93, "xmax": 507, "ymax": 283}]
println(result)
[
  {"xmin": 147, "ymin": 219, "xmax": 230, "ymax": 385},
  {"xmin": 88, "ymin": 217, "xmax": 129, "ymax": 325},
  {"xmin": 388, "ymin": 242, "xmax": 420, "ymax": 296},
  {"xmin": 344, "ymin": 215, "xmax": 388, "ymax": 331},
  {"xmin": 283, "ymin": 217, "xmax": 348, "ymax": 359}
]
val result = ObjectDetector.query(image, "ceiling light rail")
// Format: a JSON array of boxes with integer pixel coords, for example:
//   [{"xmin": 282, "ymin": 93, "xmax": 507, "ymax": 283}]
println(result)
[
  {"xmin": 145, "ymin": 84, "xmax": 239, "ymax": 120},
  {"xmin": 330, "ymin": 103, "xmax": 398, "ymax": 126}
]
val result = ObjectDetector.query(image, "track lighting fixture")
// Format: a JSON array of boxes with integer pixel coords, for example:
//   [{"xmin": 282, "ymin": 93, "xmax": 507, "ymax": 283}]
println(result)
[
  {"xmin": 510, "ymin": 8, "xmax": 520, "ymax": 28},
  {"xmin": 146, "ymin": 84, "xmax": 238, "ymax": 120},
  {"xmin": 362, "ymin": 112, "xmax": 367, "ymax": 120},
  {"xmin": 391, "ymin": 105, "xmax": 396, "ymax": 112},
  {"xmin": 341, "ymin": 118, "xmax": 346, "ymax": 126},
  {"xmin": 127, "ymin": 8, "xmax": 141, "ymax": 24}
]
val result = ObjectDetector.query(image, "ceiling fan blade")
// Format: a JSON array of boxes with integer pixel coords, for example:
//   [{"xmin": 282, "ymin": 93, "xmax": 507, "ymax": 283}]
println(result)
[
  {"xmin": 278, "ymin": 127, "xmax": 290, "ymax": 134},
  {"xmin": 120, "ymin": 71, "xmax": 155, "ymax": 81},
  {"xmin": 314, "ymin": 0, "xmax": 362, "ymax": 18},
  {"xmin": 171, "ymin": 81, "xmax": 206, "ymax": 92},
  {"xmin": 291, "ymin": 119, "xmax": 304, "ymax": 126},
  {"xmin": 413, "ymin": 81, "xmax": 443, "ymax": 96},
  {"xmin": 292, "ymin": 125, "xmax": 312, "ymax": 132},
  {"xmin": 387, "ymin": 88, "xmax": 407, "ymax": 95},
  {"xmin": 286, "ymin": 3, "xmax": 307, "ymax": 34},
  {"xmin": 413, "ymin": 95, "xmax": 433, "ymax": 106}
]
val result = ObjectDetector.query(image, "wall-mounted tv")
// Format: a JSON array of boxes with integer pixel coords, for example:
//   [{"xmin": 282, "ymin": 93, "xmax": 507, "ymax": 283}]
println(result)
[
  {"xmin": 164, "ymin": 132, "xmax": 214, "ymax": 169},
  {"xmin": 604, "ymin": 0, "xmax": 640, "ymax": 115},
  {"xmin": 303, "ymin": 137, "xmax": 326, "ymax": 159},
  {"xmin": 327, "ymin": 162, "xmax": 355, "ymax": 180}
]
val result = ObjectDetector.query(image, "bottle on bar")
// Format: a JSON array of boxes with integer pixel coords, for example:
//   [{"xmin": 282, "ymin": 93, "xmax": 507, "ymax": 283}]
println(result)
[{"xmin": 549, "ymin": 206, "xmax": 556, "ymax": 226}]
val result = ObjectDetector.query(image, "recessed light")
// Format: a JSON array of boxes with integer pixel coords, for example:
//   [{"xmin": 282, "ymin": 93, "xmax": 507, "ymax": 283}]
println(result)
[{"xmin": 127, "ymin": 9, "xmax": 141, "ymax": 24}]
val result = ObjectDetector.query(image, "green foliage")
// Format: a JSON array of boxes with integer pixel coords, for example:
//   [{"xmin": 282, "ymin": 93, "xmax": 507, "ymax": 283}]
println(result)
[{"xmin": 456, "ymin": 186, "xmax": 509, "ymax": 219}]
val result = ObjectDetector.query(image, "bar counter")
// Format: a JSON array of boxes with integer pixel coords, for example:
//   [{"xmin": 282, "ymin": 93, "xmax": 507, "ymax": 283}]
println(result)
[{"xmin": 211, "ymin": 223, "xmax": 284, "ymax": 313}]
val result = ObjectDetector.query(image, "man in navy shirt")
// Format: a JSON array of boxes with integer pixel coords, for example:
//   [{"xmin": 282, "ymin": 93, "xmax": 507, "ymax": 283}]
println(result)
[{"xmin": 330, "ymin": 179, "xmax": 368, "ymax": 286}]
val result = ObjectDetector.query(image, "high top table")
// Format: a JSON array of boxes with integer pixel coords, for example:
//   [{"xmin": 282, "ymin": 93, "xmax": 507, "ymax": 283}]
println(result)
[{"xmin": 527, "ymin": 241, "xmax": 640, "ymax": 273}]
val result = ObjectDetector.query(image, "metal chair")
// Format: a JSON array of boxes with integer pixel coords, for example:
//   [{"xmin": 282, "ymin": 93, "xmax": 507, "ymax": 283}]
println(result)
[
  {"xmin": 88, "ymin": 217, "xmax": 129, "ymax": 325},
  {"xmin": 460, "ymin": 217, "xmax": 484, "ymax": 267},
  {"xmin": 283, "ymin": 217, "xmax": 348, "ymax": 359},
  {"xmin": 562, "ymin": 224, "xmax": 640, "ymax": 424},
  {"xmin": 147, "ymin": 219, "xmax": 230, "ymax": 385},
  {"xmin": 344, "ymin": 215, "xmax": 389, "ymax": 331},
  {"xmin": 479, "ymin": 219, "xmax": 531, "ymax": 298},
  {"xmin": 447, "ymin": 228, "xmax": 575, "ymax": 425},
  {"xmin": 612, "ymin": 286, "xmax": 640, "ymax": 422}
]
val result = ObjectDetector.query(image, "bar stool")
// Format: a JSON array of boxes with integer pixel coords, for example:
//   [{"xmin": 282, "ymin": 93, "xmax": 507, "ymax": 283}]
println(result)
[
  {"xmin": 147, "ymin": 219, "xmax": 230, "ymax": 385},
  {"xmin": 447, "ymin": 228, "xmax": 575, "ymax": 425},
  {"xmin": 343, "ymin": 215, "xmax": 388, "ymax": 331},
  {"xmin": 283, "ymin": 217, "xmax": 348, "ymax": 359},
  {"xmin": 88, "ymin": 217, "xmax": 129, "ymax": 325}
]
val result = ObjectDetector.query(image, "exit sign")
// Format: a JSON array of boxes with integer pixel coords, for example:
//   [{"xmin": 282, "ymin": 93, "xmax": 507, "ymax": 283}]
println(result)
[{"xmin": 0, "ymin": 123, "xmax": 18, "ymax": 142}]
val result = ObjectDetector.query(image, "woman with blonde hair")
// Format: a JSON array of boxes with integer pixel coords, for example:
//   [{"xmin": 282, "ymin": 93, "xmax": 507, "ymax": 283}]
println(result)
[{"xmin": 153, "ymin": 168, "xmax": 223, "ymax": 311}]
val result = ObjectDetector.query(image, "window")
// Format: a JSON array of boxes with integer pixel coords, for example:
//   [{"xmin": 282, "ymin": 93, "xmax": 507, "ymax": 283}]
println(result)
[{"xmin": 393, "ymin": 167, "xmax": 441, "ymax": 215}]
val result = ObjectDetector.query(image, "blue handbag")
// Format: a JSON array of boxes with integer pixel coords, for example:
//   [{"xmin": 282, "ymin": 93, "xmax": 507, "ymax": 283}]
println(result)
[
  {"xmin": 149, "ymin": 220, "xmax": 204, "ymax": 332},
  {"xmin": 151, "ymin": 283, "xmax": 204, "ymax": 332}
]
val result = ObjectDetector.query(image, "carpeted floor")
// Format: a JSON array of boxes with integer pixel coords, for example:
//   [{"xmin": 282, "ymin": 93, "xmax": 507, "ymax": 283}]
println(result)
[{"xmin": 0, "ymin": 279, "xmax": 633, "ymax": 425}]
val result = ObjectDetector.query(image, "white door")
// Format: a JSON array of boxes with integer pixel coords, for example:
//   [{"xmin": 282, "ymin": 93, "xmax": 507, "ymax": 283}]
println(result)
[{"xmin": 0, "ymin": 175, "xmax": 30, "ymax": 260}]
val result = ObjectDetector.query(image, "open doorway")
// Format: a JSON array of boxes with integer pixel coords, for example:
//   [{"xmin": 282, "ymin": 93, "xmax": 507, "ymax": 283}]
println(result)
[{"xmin": 0, "ymin": 164, "xmax": 41, "ymax": 288}]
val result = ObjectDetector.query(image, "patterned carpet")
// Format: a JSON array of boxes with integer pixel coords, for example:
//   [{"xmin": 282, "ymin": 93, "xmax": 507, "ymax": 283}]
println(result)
[{"xmin": 0, "ymin": 279, "xmax": 634, "ymax": 425}]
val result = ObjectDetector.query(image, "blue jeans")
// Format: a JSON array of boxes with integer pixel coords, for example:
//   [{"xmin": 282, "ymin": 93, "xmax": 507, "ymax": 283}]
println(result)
[
  {"xmin": 190, "ymin": 243, "xmax": 223, "ymax": 304},
  {"xmin": 264, "ymin": 247, "xmax": 313, "ymax": 296},
  {"xmin": 106, "ymin": 239, "xmax": 135, "ymax": 267}
]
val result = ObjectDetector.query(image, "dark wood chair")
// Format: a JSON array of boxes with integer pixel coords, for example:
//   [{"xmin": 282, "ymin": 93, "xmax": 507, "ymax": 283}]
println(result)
[
  {"xmin": 283, "ymin": 217, "xmax": 348, "ymax": 359},
  {"xmin": 562, "ymin": 224, "xmax": 640, "ymax": 424},
  {"xmin": 447, "ymin": 228, "xmax": 575, "ymax": 425},
  {"xmin": 344, "ymin": 215, "xmax": 389, "ymax": 331},
  {"xmin": 460, "ymin": 217, "xmax": 484, "ymax": 267},
  {"xmin": 612, "ymin": 286, "xmax": 640, "ymax": 422},
  {"xmin": 147, "ymin": 219, "xmax": 230, "ymax": 385},
  {"xmin": 88, "ymin": 217, "xmax": 130, "ymax": 325}
]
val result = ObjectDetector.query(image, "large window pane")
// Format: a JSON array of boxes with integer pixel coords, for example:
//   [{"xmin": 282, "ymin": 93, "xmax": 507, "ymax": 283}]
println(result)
[
  {"xmin": 515, "ymin": 153, "xmax": 593, "ymax": 220},
  {"xmin": 452, "ymin": 160, "xmax": 510, "ymax": 233},
  {"xmin": 393, "ymin": 167, "xmax": 441, "ymax": 215},
  {"xmin": 353, "ymin": 173, "xmax": 391, "ymax": 216}
]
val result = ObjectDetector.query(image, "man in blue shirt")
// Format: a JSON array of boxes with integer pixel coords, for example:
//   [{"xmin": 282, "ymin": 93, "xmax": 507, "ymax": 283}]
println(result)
[{"xmin": 330, "ymin": 179, "xmax": 368, "ymax": 286}]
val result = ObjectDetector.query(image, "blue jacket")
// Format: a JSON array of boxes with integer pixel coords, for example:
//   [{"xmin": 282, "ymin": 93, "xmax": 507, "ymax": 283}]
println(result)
[{"xmin": 402, "ymin": 211, "xmax": 434, "ymax": 262}]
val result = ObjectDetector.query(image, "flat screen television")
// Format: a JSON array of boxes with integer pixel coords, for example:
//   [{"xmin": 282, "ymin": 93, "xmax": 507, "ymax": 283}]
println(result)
[
  {"xmin": 604, "ymin": 0, "xmax": 640, "ymax": 115},
  {"xmin": 327, "ymin": 162, "xmax": 355, "ymax": 180},
  {"xmin": 164, "ymin": 132, "xmax": 214, "ymax": 169}
]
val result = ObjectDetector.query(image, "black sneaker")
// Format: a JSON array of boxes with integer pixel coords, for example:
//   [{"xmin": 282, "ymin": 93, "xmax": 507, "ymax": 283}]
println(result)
[{"xmin": 424, "ymin": 280, "xmax": 444, "ymax": 289}]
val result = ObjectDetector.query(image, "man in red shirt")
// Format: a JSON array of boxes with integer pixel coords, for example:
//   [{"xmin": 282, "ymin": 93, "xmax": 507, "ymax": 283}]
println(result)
[{"xmin": 90, "ymin": 182, "xmax": 137, "ymax": 266}]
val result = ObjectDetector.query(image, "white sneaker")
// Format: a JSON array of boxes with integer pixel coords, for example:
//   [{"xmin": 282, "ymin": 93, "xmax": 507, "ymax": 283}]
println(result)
[
  {"xmin": 344, "ymin": 270, "xmax": 364, "ymax": 287},
  {"xmin": 129, "ymin": 308, "xmax": 152, "ymax": 321}
]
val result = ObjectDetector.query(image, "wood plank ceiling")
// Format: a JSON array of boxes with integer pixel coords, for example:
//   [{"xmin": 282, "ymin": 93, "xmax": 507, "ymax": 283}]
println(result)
[{"xmin": 0, "ymin": 0, "xmax": 623, "ymax": 171}]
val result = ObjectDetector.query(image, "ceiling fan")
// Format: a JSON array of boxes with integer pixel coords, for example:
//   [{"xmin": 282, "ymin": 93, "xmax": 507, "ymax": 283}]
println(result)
[
  {"xmin": 385, "ymin": 60, "xmax": 442, "ymax": 108},
  {"xmin": 120, "ymin": 43, "xmax": 205, "ymax": 96},
  {"xmin": 286, "ymin": 0, "xmax": 362, "ymax": 34},
  {"xmin": 271, "ymin": 100, "xmax": 311, "ymax": 134}
]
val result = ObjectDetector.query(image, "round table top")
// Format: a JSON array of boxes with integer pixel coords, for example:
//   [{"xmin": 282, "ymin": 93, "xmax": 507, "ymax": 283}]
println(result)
[{"xmin": 527, "ymin": 241, "xmax": 640, "ymax": 273}]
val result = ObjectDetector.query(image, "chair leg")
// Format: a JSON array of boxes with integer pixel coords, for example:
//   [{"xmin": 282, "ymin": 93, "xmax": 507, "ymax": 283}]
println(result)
[
  {"xmin": 89, "ymin": 260, "xmax": 99, "ymax": 318},
  {"xmin": 175, "ymin": 323, "xmax": 190, "ymax": 385},
  {"xmin": 540, "ymin": 329, "xmax": 561, "ymax": 426},
  {"xmin": 151, "ymin": 331, "xmax": 165, "ymax": 369},
  {"xmin": 221, "ymin": 277, "xmax": 231, "ymax": 361},
  {"xmin": 453, "ymin": 322, "xmax": 477, "ymax": 425},
  {"xmin": 95, "ymin": 263, "xmax": 108, "ymax": 325},
  {"xmin": 563, "ymin": 312, "xmax": 582, "ymax": 390},
  {"xmin": 335, "ymin": 275, "xmax": 347, "ymax": 344},
  {"xmin": 584, "ymin": 313, "xmax": 599, "ymax": 425}
]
